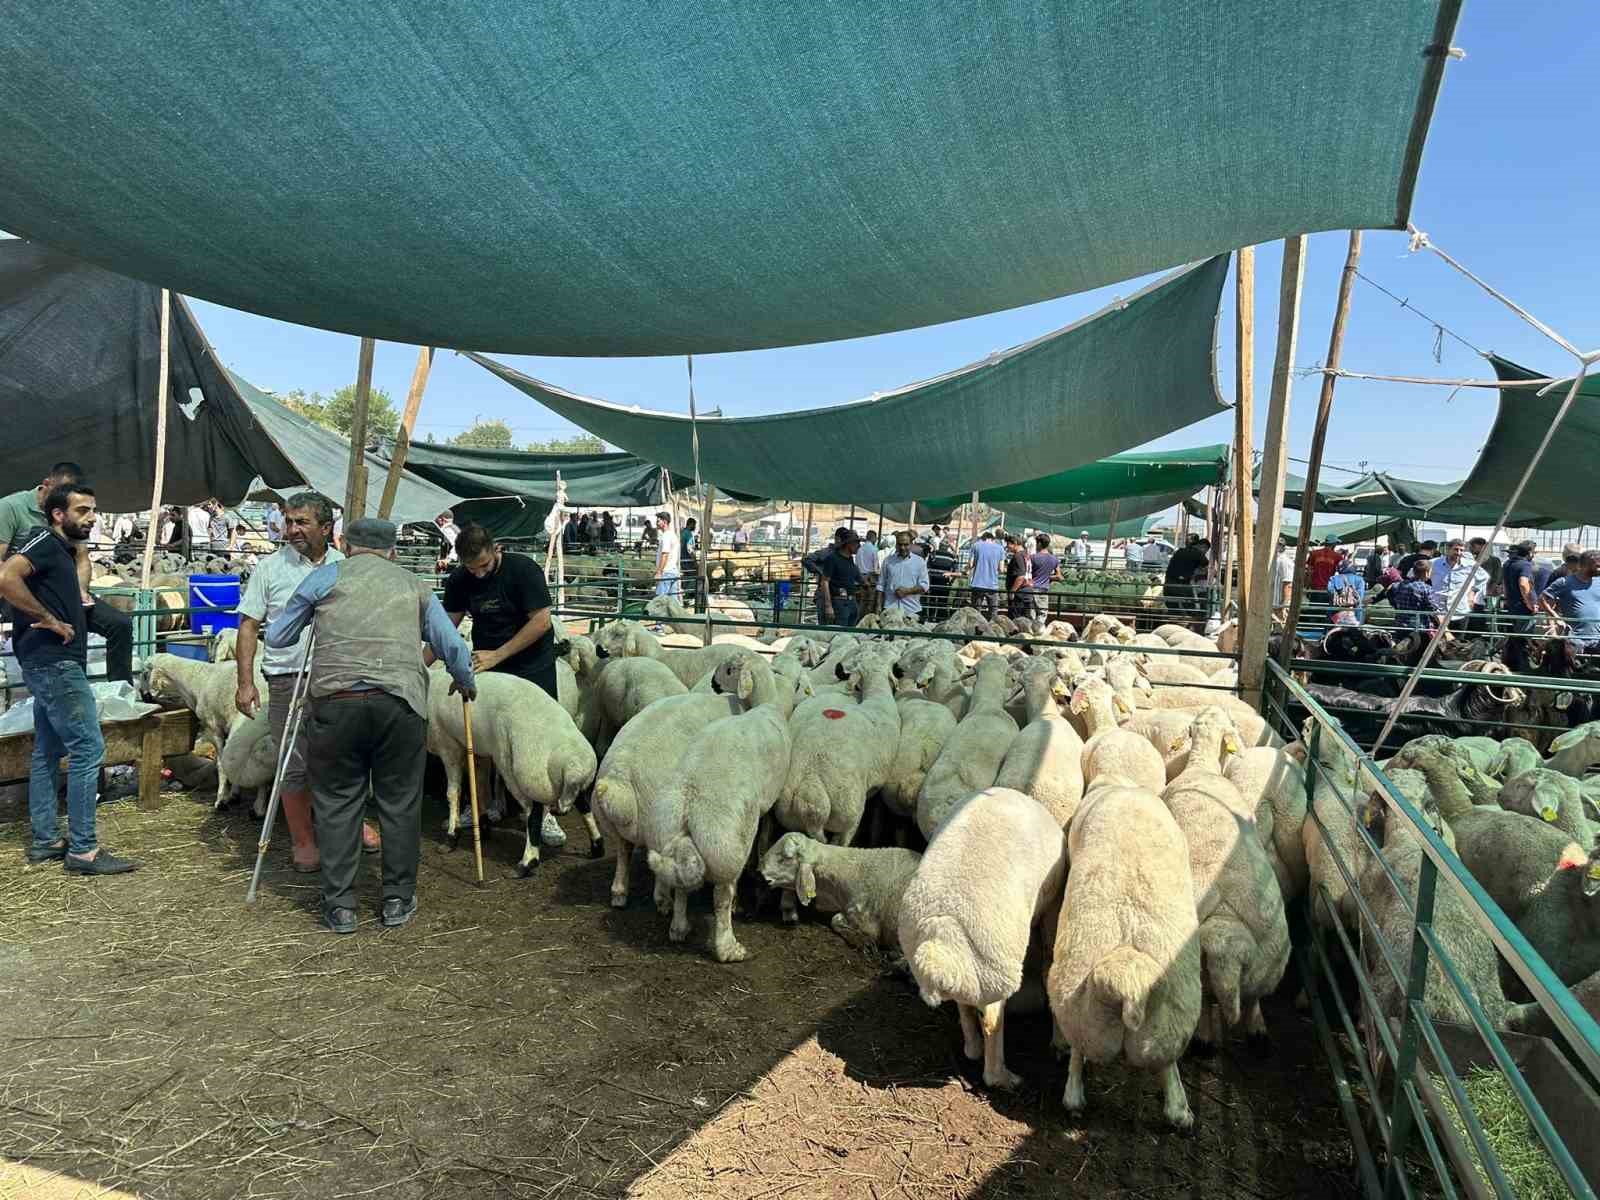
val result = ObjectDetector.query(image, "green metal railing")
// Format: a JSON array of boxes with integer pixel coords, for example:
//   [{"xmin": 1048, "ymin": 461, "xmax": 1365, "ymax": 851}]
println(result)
[{"xmin": 1263, "ymin": 658, "xmax": 1600, "ymax": 1199}]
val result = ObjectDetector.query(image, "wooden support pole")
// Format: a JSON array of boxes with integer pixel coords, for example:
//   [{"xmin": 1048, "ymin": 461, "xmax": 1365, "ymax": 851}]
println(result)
[
  {"xmin": 343, "ymin": 337, "xmax": 376, "ymax": 523},
  {"xmin": 1240, "ymin": 236, "xmax": 1309, "ymax": 707},
  {"xmin": 378, "ymin": 345, "xmax": 434, "ymax": 519},
  {"xmin": 138, "ymin": 289, "xmax": 172, "ymax": 589},
  {"xmin": 969, "ymin": 492, "xmax": 981, "ymax": 546},
  {"xmin": 1233, "ymin": 246, "xmax": 1257, "ymax": 644},
  {"xmin": 1101, "ymin": 501, "xmax": 1120, "ymax": 571},
  {"xmin": 1279, "ymin": 231, "xmax": 1363, "ymax": 668},
  {"xmin": 1220, "ymin": 455, "xmax": 1238, "ymax": 618}
]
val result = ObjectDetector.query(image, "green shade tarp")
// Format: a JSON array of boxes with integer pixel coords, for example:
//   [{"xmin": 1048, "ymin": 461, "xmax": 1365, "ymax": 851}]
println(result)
[
  {"xmin": 0, "ymin": 2, "xmax": 1458, "ymax": 355},
  {"xmin": 227, "ymin": 373, "xmax": 464, "ymax": 524},
  {"xmin": 384, "ymin": 441, "xmax": 681, "ymax": 540},
  {"xmin": 994, "ymin": 489, "xmax": 1196, "ymax": 539},
  {"xmin": 469, "ymin": 258, "xmax": 1231, "ymax": 504},
  {"xmin": 922, "ymin": 444, "xmax": 1227, "ymax": 509},
  {"xmin": 1261, "ymin": 467, "xmax": 1556, "ymax": 527},
  {"xmin": 1282, "ymin": 514, "xmax": 1417, "ymax": 547},
  {"xmin": 0, "ymin": 239, "xmax": 303, "ymax": 510},
  {"xmin": 1456, "ymin": 357, "xmax": 1600, "ymax": 526}
]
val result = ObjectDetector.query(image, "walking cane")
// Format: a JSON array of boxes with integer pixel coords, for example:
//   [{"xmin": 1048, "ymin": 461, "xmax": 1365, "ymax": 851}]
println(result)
[
  {"xmin": 246, "ymin": 628, "xmax": 316, "ymax": 905},
  {"xmin": 462, "ymin": 697, "xmax": 485, "ymax": 886}
]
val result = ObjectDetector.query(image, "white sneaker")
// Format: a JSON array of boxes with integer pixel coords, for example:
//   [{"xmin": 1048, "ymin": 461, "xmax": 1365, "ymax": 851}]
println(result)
[{"xmin": 541, "ymin": 812, "xmax": 568, "ymax": 847}]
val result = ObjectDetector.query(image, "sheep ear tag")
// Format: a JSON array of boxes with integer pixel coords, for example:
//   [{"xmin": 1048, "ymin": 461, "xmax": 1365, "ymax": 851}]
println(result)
[
  {"xmin": 1541, "ymin": 805, "xmax": 1560, "ymax": 823},
  {"xmin": 1222, "ymin": 734, "xmax": 1240, "ymax": 755},
  {"xmin": 797, "ymin": 863, "xmax": 817, "ymax": 905}
]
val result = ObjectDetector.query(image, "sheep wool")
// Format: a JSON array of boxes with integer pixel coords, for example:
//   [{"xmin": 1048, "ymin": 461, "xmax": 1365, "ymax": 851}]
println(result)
[
  {"xmin": 760, "ymin": 832, "xmax": 922, "ymax": 951},
  {"xmin": 900, "ymin": 787, "xmax": 1066, "ymax": 1091},
  {"xmin": 1070, "ymin": 675, "xmax": 1165, "ymax": 795},
  {"xmin": 141, "ymin": 652, "xmax": 265, "ymax": 810},
  {"xmin": 915, "ymin": 655, "xmax": 1020, "ymax": 838},
  {"xmin": 1049, "ymin": 781, "xmax": 1200, "ymax": 1129},
  {"xmin": 994, "ymin": 657, "xmax": 1085, "ymax": 831}
]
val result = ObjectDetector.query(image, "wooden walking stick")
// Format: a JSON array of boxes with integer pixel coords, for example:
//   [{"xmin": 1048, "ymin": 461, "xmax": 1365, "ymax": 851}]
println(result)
[{"xmin": 462, "ymin": 697, "xmax": 485, "ymax": 885}]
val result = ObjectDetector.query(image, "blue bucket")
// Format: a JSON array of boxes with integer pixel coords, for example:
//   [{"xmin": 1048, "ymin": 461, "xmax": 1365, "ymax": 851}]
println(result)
[{"xmin": 188, "ymin": 574, "xmax": 241, "ymax": 635}]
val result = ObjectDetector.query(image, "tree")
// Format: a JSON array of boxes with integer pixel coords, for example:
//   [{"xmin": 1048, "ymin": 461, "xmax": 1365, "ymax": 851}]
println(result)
[
  {"xmin": 526, "ymin": 433, "xmax": 605, "ymax": 454},
  {"xmin": 451, "ymin": 418, "xmax": 515, "ymax": 450},
  {"xmin": 279, "ymin": 384, "xmax": 400, "ymax": 443}
]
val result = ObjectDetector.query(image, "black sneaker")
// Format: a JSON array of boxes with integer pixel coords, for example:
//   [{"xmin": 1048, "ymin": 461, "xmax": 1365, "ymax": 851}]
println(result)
[
  {"xmin": 64, "ymin": 849, "xmax": 137, "ymax": 875},
  {"xmin": 26, "ymin": 840, "xmax": 67, "ymax": 864},
  {"xmin": 322, "ymin": 906, "xmax": 358, "ymax": 935},
  {"xmin": 380, "ymin": 896, "xmax": 418, "ymax": 928}
]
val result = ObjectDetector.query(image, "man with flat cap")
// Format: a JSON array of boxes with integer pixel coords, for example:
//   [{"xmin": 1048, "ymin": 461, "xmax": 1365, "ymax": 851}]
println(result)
[{"xmin": 267, "ymin": 518, "xmax": 476, "ymax": 935}]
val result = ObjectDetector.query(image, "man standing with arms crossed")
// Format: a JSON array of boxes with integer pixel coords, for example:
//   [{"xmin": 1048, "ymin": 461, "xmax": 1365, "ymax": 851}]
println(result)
[
  {"xmin": 0, "ymin": 481, "xmax": 136, "ymax": 874},
  {"xmin": 234, "ymin": 492, "xmax": 377, "ymax": 871},
  {"xmin": 267, "ymin": 519, "xmax": 475, "ymax": 934}
]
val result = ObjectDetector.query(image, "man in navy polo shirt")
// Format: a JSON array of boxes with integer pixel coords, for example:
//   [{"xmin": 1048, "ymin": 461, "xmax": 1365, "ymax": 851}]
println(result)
[{"xmin": 0, "ymin": 482, "xmax": 136, "ymax": 874}]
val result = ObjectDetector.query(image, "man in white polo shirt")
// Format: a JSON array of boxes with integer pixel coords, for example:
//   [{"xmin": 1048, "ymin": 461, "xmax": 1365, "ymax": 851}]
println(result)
[{"xmin": 232, "ymin": 491, "xmax": 375, "ymax": 871}]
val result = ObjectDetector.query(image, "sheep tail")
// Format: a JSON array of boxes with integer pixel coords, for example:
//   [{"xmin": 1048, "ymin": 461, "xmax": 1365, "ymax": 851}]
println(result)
[
  {"xmin": 910, "ymin": 929, "xmax": 977, "ymax": 1008},
  {"xmin": 592, "ymin": 778, "xmax": 633, "ymax": 832},
  {"xmin": 647, "ymin": 835, "xmax": 705, "ymax": 891},
  {"xmin": 1200, "ymin": 923, "xmax": 1252, "ymax": 1028},
  {"xmin": 1090, "ymin": 946, "xmax": 1162, "ymax": 1031}
]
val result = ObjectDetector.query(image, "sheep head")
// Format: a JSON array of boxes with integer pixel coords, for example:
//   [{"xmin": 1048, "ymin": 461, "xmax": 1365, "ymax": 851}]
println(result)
[
  {"xmin": 760, "ymin": 832, "xmax": 820, "ymax": 903},
  {"xmin": 1499, "ymin": 769, "xmax": 1579, "ymax": 825},
  {"xmin": 1586, "ymin": 836, "xmax": 1600, "ymax": 899},
  {"xmin": 1548, "ymin": 721, "xmax": 1600, "ymax": 758},
  {"xmin": 710, "ymin": 653, "xmax": 760, "ymax": 704}
]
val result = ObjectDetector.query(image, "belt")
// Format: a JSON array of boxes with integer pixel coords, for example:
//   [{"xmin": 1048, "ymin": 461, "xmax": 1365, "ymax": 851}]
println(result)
[{"xmin": 321, "ymin": 688, "xmax": 385, "ymax": 702}]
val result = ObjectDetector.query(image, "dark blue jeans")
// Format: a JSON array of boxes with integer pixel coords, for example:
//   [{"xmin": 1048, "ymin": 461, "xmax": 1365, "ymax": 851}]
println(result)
[
  {"xmin": 20, "ymin": 659, "xmax": 105, "ymax": 855},
  {"xmin": 830, "ymin": 597, "xmax": 859, "ymax": 628}
]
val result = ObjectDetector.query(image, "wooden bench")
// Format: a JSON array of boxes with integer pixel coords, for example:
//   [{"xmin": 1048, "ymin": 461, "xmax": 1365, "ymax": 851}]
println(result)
[{"xmin": 0, "ymin": 706, "xmax": 197, "ymax": 811}]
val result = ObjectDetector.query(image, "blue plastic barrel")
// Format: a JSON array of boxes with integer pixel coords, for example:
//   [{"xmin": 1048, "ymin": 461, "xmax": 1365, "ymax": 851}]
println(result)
[{"xmin": 188, "ymin": 574, "xmax": 242, "ymax": 635}]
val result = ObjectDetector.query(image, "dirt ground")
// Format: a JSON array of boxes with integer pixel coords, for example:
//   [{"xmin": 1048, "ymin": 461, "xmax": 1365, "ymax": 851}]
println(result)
[{"xmin": 2, "ymin": 784, "xmax": 1363, "ymax": 1200}]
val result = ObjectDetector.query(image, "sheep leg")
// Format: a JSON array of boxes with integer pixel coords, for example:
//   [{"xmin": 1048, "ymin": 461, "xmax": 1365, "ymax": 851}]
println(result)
[
  {"xmin": 1189, "ymin": 1004, "xmax": 1217, "ymax": 1057},
  {"xmin": 1158, "ymin": 1063, "xmax": 1195, "ymax": 1130},
  {"xmin": 654, "ymin": 876, "xmax": 673, "ymax": 916},
  {"xmin": 709, "ymin": 883, "xmax": 748, "ymax": 963},
  {"xmin": 440, "ymin": 749, "xmax": 463, "ymax": 849},
  {"xmin": 609, "ymin": 831, "xmax": 633, "ymax": 909},
  {"xmin": 779, "ymin": 889, "xmax": 800, "ymax": 925},
  {"xmin": 1062, "ymin": 1047, "xmax": 1087, "ymax": 1113},
  {"xmin": 516, "ymin": 802, "xmax": 543, "ymax": 877},
  {"xmin": 668, "ymin": 888, "xmax": 691, "ymax": 943},
  {"xmin": 580, "ymin": 809, "xmax": 604, "ymax": 860},
  {"xmin": 980, "ymin": 1001, "xmax": 1022, "ymax": 1090},
  {"xmin": 213, "ymin": 752, "xmax": 234, "ymax": 815},
  {"xmin": 956, "ymin": 1004, "xmax": 983, "ymax": 1061},
  {"xmin": 1050, "ymin": 1016, "xmax": 1070, "ymax": 1060},
  {"xmin": 1245, "ymin": 999, "xmax": 1273, "ymax": 1059}
]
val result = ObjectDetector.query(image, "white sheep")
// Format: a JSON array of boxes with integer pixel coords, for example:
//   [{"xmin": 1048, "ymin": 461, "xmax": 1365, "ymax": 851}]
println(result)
[
  {"xmin": 1069, "ymin": 675, "xmax": 1166, "ymax": 794},
  {"xmin": 645, "ymin": 652, "xmax": 801, "ymax": 962},
  {"xmin": 882, "ymin": 695, "xmax": 959, "ymax": 822},
  {"xmin": 141, "ymin": 652, "xmax": 264, "ymax": 809},
  {"xmin": 759, "ymin": 832, "xmax": 922, "ymax": 950},
  {"xmin": 209, "ymin": 627, "xmax": 239, "ymax": 662},
  {"xmin": 644, "ymin": 591, "xmax": 760, "ymax": 637},
  {"xmin": 217, "ymin": 709, "xmax": 275, "ymax": 816},
  {"xmin": 592, "ymin": 691, "xmax": 741, "ymax": 908},
  {"xmin": 590, "ymin": 654, "xmax": 687, "ymax": 756},
  {"xmin": 555, "ymin": 635, "xmax": 604, "ymax": 744},
  {"xmin": 1295, "ymin": 724, "xmax": 1365, "ymax": 932},
  {"xmin": 900, "ymin": 787, "xmax": 1067, "ymax": 1090},
  {"xmin": 1543, "ymin": 721, "xmax": 1600, "ymax": 777},
  {"xmin": 1497, "ymin": 768, "xmax": 1596, "ymax": 844},
  {"xmin": 1161, "ymin": 709, "xmax": 1290, "ymax": 1050},
  {"xmin": 916, "ymin": 655, "xmax": 1020, "ymax": 837},
  {"xmin": 425, "ymin": 669, "xmax": 598, "ymax": 873},
  {"xmin": 1223, "ymin": 744, "xmax": 1309, "ymax": 901},
  {"xmin": 593, "ymin": 619, "xmax": 744, "ymax": 689},
  {"xmin": 775, "ymin": 647, "xmax": 901, "ymax": 849},
  {"xmin": 993, "ymin": 656, "xmax": 1085, "ymax": 830},
  {"xmin": 1049, "ymin": 780, "xmax": 1200, "ymax": 1128}
]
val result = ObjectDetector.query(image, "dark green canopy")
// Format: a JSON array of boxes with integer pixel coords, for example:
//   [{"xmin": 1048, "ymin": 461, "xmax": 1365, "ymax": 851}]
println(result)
[
  {"xmin": 1282, "ymin": 514, "xmax": 1417, "ymax": 547},
  {"xmin": 0, "ymin": 3, "xmax": 1458, "ymax": 355},
  {"xmin": 1264, "ymin": 467, "xmax": 1556, "ymax": 527},
  {"xmin": 923, "ymin": 444, "xmax": 1226, "ymax": 510},
  {"xmin": 382, "ymin": 440, "xmax": 681, "ymax": 539},
  {"xmin": 1454, "ymin": 357, "xmax": 1600, "ymax": 526},
  {"xmin": 469, "ymin": 259, "xmax": 1231, "ymax": 503}
]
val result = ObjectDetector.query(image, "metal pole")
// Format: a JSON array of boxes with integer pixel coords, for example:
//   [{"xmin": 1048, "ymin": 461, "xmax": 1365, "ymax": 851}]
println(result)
[
  {"xmin": 246, "ymin": 629, "xmax": 316, "ymax": 904},
  {"xmin": 1279, "ymin": 231, "xmax": 1363, "ymax": 668},
  {"xmin": 138, "ymin": 289, "xmax": 172, "ymax": 590},
  {"xmin": 1240, "ymin": 236, "xmax": 1309, "ymax": 707}
]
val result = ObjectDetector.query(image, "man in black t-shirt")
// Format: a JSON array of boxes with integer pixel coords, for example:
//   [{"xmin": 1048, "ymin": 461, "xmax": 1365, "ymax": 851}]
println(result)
[
  {"xmin": 441, "ymin": 524, "xmax": 585, "ymax": 851},
  {"xmin": 0, "ymin": 482, "xmax": 135, "ymax": 874},
  {"xmin": 441, "ymin": 524, "xmax": 557, "ymax": 698}
]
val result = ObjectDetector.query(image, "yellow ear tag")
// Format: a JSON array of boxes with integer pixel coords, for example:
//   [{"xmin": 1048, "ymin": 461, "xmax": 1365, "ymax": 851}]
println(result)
[
  {"xmin": 1223, "ymin": 735, "xmax": 1240, "ymax": 755},
  {"xmin": 1541, "ymin": 807, "xmax": 1560, "ymax": 823},
  {"xmin": 1589, "ymin": 863, "xmax": 1600, "ymax": 882}
]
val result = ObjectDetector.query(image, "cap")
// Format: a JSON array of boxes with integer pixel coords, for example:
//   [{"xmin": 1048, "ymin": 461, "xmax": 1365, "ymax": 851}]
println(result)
[
  {"xmin": 344, "ymin": 518, "xmax": 397, "ymax": 550},
  {"xmin": 1323, "ymin": 535, "xmax": 1339, "ymax": 546}
]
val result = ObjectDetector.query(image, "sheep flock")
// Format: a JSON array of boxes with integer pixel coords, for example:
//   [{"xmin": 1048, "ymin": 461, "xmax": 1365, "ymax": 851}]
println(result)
[{"xmin": 147, "ymin": 601, "xmax": 1600, "ymax": 1135}]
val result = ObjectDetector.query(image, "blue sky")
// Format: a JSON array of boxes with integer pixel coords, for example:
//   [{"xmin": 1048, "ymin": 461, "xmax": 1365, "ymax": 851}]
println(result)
[{"xmin": 185, "ymin": 2, "xmax": 1598, "ymax": 487}]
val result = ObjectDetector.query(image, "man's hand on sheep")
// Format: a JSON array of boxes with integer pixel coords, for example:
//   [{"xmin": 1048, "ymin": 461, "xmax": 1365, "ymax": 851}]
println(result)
[
  {"xmin": 449, "ymin": 679, "xmax": 478, "ymax": 702},
  {"xmin": 235, "ymin": 679, "xmax": 260, "ymax": 720},
  {"xmin": 471, "ymin": 649, "xmax": 502, "ymax": 673}
]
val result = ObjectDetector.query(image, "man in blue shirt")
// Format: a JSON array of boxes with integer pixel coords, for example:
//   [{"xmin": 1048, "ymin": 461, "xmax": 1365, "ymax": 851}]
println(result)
[
  {"xmin": 1326, "ymin": 558, "xmax": 1367, "ymax": 626},
  {"xmin": 0, "ymin": 482, "xmax": 136, "ymax": 874},
  {"xmin": 967, "ymin": 531, "xmax": 1005, "ymax": 620},
  {"xmin": 267, "ymin": 518, "xmax": 475, "ymax": 934},
  {"xmin": 1540, "ymin": 551, "xmax": 1600, "ymax": 653},
  {"xmin": 1500, "ymin": 540, "xmax": 1551, "ymax": 671}
]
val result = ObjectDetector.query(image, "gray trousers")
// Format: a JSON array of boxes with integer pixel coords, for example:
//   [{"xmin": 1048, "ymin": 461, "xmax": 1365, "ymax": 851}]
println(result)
[{"xmin": 306, "ymin": 690, "xmax": 425, "ymax": 912}]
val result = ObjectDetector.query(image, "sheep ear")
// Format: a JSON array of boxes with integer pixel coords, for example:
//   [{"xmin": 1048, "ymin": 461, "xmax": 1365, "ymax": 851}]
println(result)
[
  {"xmin": 797, "ymin": 862, "xmax": 817, "ymax": 905},
  {"xmin": 738, "ymin": 661, "xmax": 756, "ymax": 702},
  {"xmin": 1549, "ymin": 727, "xmax": 1584, "ymax": 751},
  {"xmin": 1111, "ymin": 694, "xmax": 1130, "ymax": 715}
]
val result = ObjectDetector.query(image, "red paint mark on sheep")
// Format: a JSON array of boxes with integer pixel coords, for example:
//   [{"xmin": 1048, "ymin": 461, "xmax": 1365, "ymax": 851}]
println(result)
[{"xmin": 823, "ymin": 709, "xmax": 846, "ymax": 720}]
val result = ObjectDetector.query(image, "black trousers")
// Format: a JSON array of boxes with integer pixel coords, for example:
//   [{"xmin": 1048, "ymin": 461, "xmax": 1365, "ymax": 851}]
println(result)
[
  {"xmin": 86, "ymin": 600, "xmax": 132, "ymax": 684},
  {"xmin": 306, "ymin": 691, "xmax": 425, "ymax": 912},
  {"xmin": 970, "ymin": 587, "xmax": 998, "ymax": 620}
]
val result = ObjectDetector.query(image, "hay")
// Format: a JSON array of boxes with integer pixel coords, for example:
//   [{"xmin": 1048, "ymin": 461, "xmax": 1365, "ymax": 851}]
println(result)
[{"xmin": 1431, "ymin": 1066, "xmax": 1569, "ymax": 1199}]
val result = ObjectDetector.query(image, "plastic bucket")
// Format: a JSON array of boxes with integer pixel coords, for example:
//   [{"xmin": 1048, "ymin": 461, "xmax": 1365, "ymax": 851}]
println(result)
[{"xmin": 188, "ymin": 574, "xmax": 241, "ymax": 635}]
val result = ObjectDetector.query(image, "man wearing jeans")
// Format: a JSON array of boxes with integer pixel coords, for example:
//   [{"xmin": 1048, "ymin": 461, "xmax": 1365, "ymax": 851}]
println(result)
[
  {"xmin": 0, "ymin": 482, "xmax": 136, "ymax": 874},
  {"xmin": 0, "ymin": 461, "xmax": 134, "ymax": 684},
  {"xmin": 654, "ymin": 511, "xmax": 681, "ymax": 597}
]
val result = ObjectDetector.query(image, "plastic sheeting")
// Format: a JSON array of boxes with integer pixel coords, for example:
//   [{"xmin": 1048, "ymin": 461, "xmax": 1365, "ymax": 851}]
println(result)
[
  {"xmin": 0, "ymin": 3, "xmax": 1458, "ymax": 354},
  {"xmin": 0, "ymin": 682, "xmax": 159, "ymax": 738},
  {"xmin": 0, "ymin": 240, "xmax": 302, "ymax": 510},
  {"xmin": 469, "ymin": 258, "xmax": 1232, "ymax": 503}
]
